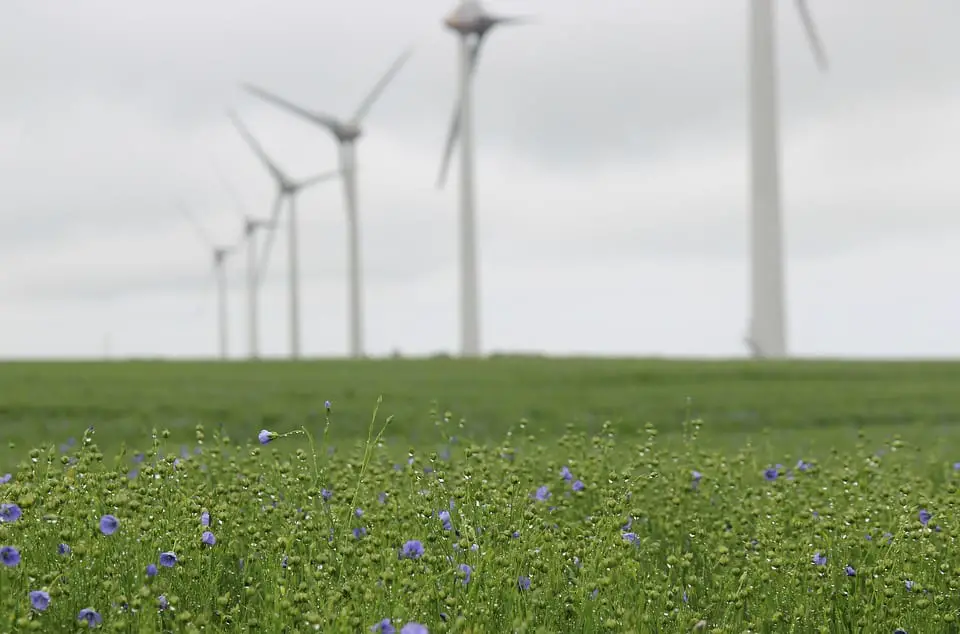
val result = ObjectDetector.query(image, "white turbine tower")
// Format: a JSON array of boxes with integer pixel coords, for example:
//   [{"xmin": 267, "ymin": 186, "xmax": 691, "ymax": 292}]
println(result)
[
  {"xmin": 228, "ymin": 111, "xmax": 341, "ymax": 360},
  {"xmin": 747, "ymin": 0, "xmax": 828, "ymax": 359},
  {"xmin": 435, "ymin": 1, "xmax": 531, "ymax": 359},
  {"xmin": 242, "ymin": 47, "xmax": 414, "ymax": 360},
  {"xmin": 207, "ymin": 157, "xmax": 273, "ymax": 361},
  {"xmin": 178, "ymin": 202, "xmax": 237, "ymax": 360}
]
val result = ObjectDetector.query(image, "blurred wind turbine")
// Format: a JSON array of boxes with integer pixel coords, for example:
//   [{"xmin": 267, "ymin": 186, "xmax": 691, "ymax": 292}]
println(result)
[
  {"xmin": 746, "ymin": 0, "xmax": 828, "ymax": 359},
  {"xmin": 242, "ymin": 47, "xmax": 413, "ymax": 360},
  {"xmin": 208, "ymin": 156, "xmax": 272, "ymax": 361},
  {"xmin": 436, "ymin": 0, "xmax": 532, "ymax": 358},
  {"xmin": 178, "ymin": 201, "xmax": 237, "ymax": 360},
  {"xmin": 228, "ymin": 111, "xmax": 340, "ymax": 360}
]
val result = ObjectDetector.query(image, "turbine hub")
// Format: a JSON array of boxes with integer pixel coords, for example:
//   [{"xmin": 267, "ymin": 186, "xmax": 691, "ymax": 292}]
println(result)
[
  {"xmin": 335, "ymin": 122, "xmax": 362, "ymax": 142},
  {"xmin": 444, "ymin": 1, "xmax": 498, "ymax": 36}
]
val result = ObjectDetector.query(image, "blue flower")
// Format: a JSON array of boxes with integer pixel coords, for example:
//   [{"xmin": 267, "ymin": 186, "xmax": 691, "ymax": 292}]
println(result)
[
  {"xmin": 572, "ymin": 480, "xmax": 585, "ymax": 492},
  {"xmin": 796, "ymin": 459, "xmax": 812, "ymax": 472},
  {"xmin": 692, "ymin": 470, "xmax": 703, "ymax": 483},
  {"xmin": 158, "ymin": 595, "xmax": 169, "ymax": 611},
  {"xmin": 0, "ymin": 474, "xmax": 11, "ymax": 484},
  {"xmin": 201, "ymin": 511, "xmax": 210, "ymax": 527},
  {"xmin": 459, "ymin": 563, "xmax": 472, "ymax": 585},
  {"xmin": 919, "ymin": 509, "xmax": 932, "ymax": 526},
  {"xmin": 1, "ymin": 546, "xmax": 20, "ymax": 567},
  {"xmin": 845, "ymin": 565, "xmax": 856, "ymax": 576},
  {"xmin": 400, "ymin": 624, "xmax": 428, "ymax": 634},
  {"xmin": 560, "ymin": 466, "xmax": 573, "ymax": 481},
  {"xmin": 0, "ymin": 503, "xmax": 22, "ymax": 523},
  {"xmin": 763, "ymin": 467, "xmax": 779, "ymax": 482},
  {"xmin": 353, "ymin": 527, "xmax": 367, "ymax": 539},
  {"xmin": 321, "ymin": 488, "xmax": 333, "ymax": 502},
  {"xmin": 812, "ymin": 552, "xmax": 827, "ymax": 566},
  {"xmin": 29, "ymin": 590, "xmax": 50, "ymax": 611},
  {"xmin": 77, "ymin": 608, "xmax": 102, "ymax": 627},
  {"xmin": 518, "ymin": 575, "xmax": 531, "ymax": 591},
  {"xmin": 370, "ymin": 618, "xmax": 395, "ymax": 634},
  {"xmin": 355, "ymin": 508, "xmax": 364, "ymax": 518},
  {"xmin": 400, "ymin": 540, "xmax": 424, "ymax": 559},
  {"xmin": 146, "ymin": 564, "xmax": 158, "ymax": 577},
  {"xmin": 58, "ymin": 543, "xmax": 71, "ymax": 556},
  {"xmin": 378, "ymin": 492, "xmax": 388, "ymax": 504},
  {"xmin": 439, "ymin": 510, "xmax": 453, "ymax": 531},
  {"xmin": 258, "ymin": 429, "xmax": 276, "ymax": 445},
  {"xmin": 99, "ymin": 514, "xmax": 119, "ymax": 536},
  {"xmin": 159, "ymin": 552, "xmax": 177, "ymax": 568},
  {"xmin": 202, "ymin": 531, "xmax": 216, "ymax": 546},
  {"xmin": 534, "ymin": 486, "xmax": 550, "ymax": 502}
]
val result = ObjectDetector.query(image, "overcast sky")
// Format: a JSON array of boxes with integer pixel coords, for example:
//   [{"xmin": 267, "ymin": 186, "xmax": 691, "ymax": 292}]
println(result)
[{"xmin": 1, "ymin": 0, "xmax": 958, "ymax": 359}]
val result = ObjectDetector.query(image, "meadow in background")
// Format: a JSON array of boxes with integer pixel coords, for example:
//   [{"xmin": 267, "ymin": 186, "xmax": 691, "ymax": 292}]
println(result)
[{"xmin": 0, "ymin": 358, "xmax": 958, "ymax": 632}]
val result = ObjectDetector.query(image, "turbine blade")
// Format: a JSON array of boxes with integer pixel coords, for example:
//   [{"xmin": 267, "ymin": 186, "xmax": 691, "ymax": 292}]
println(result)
[
  {"xmin": 227, "ymin": 110, "xmax": 283, "ymax": 181},
  {"xmin": 795, "ymin": 0, "xmax": 829, "ymax": 71},
  {"xmin": 243, "ymin": 84, "xmax": 340, "ymax": 131},
  {"xmin": 298, "ymin": 169, "xmax": 342, "ymax": 189},
  {"xmin": 351, "ymin": 46, "xmax": 415, "ymax": 123},
  {"xmin": 436, "ymin": 101, "xmax": 461, "ymax": 190},
  {"xmin": 256, "ymin": 191, "xmax": 286, "ymax": 287},
  {"xmin": 177, "ymin": 199, "xmax": 215, "ymax": 249},
  {"xmin": 207, "ymin": 153, "xmax": 251, "ymax": 222}
]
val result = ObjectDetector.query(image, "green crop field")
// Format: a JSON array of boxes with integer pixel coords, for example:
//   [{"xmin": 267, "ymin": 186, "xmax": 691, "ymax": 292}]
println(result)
[{"xmin": 0, "ymin": 358, "xmax": 958, "ymax": 632}]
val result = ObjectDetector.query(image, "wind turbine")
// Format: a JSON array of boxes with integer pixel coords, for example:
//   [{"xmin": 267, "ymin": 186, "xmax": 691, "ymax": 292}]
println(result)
[
  {"xmin": 208, "ymin": 157, "xmax": 273, "ymax": 361},
  {"xmin": 746, "ymin": 0, "xmax": 828, "ymax": 359},
  {"xmin": 242, "ymin": 47, "xmax": 414, "ymax": 360},
  {"xmin": 178, "ymin": 202, "xmax": 237, "ymax": 360},
  {"xmin": 436, "ymin": 0, "xmax": 531, "ymax": 358},
  {"xmin": 228, "ymin": 111, "xmax": 340, "ymax": 360}
]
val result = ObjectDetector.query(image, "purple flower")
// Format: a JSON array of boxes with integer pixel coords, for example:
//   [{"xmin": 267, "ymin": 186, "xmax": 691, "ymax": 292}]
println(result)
[
  {"xmin": 400, "ymin": 540, "xmax": 424, "ymax": 559},
  {"xmin": 0, "ymin": 503, "xmax": 22, "ymax": 523},
  {"xmin": 692, "ymin": 470, "xmax": 703, "ymax": 483},
  {"xmin": 158, "ymin": 595, "xmax": 169, "ymax": 611},
  {"xmin": 99, "ymin": 514, "xmax": 119, "ymax": 536},
  {"xmin": 257, "ymin": 429, "xmax": 276, "ymax": 445},
  {"xmin": 58, "ymin": 543, "xmax": 71, "ymax": 555},
  {"xmin": 202, "ymin": 531, "xmax": 216, "ymax": 546},
  {"xmin": 572, "ymin": 480, "xmax": 585, "ymax": 492},
  {"xmin": 371, "ymin": 618, "xmax": 395, "ymax": 634},
  {"xmin": 0, "ymin": 474, "xmax": 11, "ymax": 484},
  {"xmin": 378, "ymin": 492, "xmax": 388, "ymax": 505},
  {"xmin": 812, "ymin": 552, "xmax": 827, "ymax": 566},
  {"xmin": 511, "ymin": 530, "xmax": 520, "ymax": 539},
  {"xmin": 321, "ymin": 488, "xmax": 333, "ymax": 502},
  {"xmin": 919, "ymin": 509, "xmax": 932, "ymax": 527},
  {"xmin": 355, "ymin": 508, "xmax": 364, "ymax": 518},
  {"xmin": 159, "ymin": 552, "xmax": 177, "ymax": 568},
  {"xmin": 400, "ymin": 624, "xmax": 428, "ymax": 634},
  {"xmin": 622, "ymin": 532, "xmax": 639, "ymax": 545},
  {"xmin": 518, "ymin": 575, "xmax": 531, "ymax": 591},
  {"xmin": 439, "ymin": 510, "xmax": 453, "ymax": 531},
  {"xmin": 905, "ymin": 580, "xmax": 914, "ymax": 591},
  {"xmin": 763, "ymin": 467, "xmax": 779, "ymax": 482},
  {"xmin": 77, "ymin": 608, "xmax": 102, "ymax": 627},
  {"xmin": 201, "ymin": 511, "xmax": 210, "ymax": 527},
  {"xmin": 146, "ymin": 564, "xmax": 158, "ymax": 577},
  {"xmin": 796, "ymin": 459, "xmax": 811, "ymax": 472},
  {"xmin": 29, "ymin": 590, "xmax": 50, "ymax": 611},
  {"xmin": 1, "ymin": 546, "xmax": 20, "ymax": 567},
  {"xmin": 953, "ymin": 462, "xmax": 960, "ymax": 471},
  {"xmin": 459, "ymin": 563, "xmax": 472, "ymax": 585},
  {"xmin": 353, "ymin": 527, "xmax": 367, "ymax": 539},
  {"xmin": 845, "ymin": 565, "xmax": 856, "ymax": 576},
  {"xmin": 560, "ymin": 466, "xmax": 573, "ymax": 481},
  {"xmin": 534, "ymin": 486, "xmax": 550, "ymax": 502}
]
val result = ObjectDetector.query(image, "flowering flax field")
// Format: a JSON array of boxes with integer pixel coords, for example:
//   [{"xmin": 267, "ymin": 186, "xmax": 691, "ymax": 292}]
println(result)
[{"xmin": 1, "ymin": 359, "xmax": 960, "ymax": 632}]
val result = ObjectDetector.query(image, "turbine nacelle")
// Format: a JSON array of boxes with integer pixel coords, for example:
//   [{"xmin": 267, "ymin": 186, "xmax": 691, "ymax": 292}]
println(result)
[{"xmin": 443, "ymin": 1, "xmax": 528, "ymax": 38}]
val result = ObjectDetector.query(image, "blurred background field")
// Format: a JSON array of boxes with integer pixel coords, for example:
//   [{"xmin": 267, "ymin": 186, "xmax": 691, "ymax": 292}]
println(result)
[{"xmin": 2, "ymin": 358, "xmax": 959, "ymax": 469}]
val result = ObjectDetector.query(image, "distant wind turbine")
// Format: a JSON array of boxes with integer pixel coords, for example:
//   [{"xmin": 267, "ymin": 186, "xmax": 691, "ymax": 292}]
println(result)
[
  {"xmin": 208, "ymin": 156, "xmax": 273, "ymax": 361},
  {"xmin": 436, "ymin": 0, "xmax": 532, "ymax": 358},
  {"xmin": 228, "ymin": 111, "xmax": 340, "ymax": 360},
  {"xmin": 242, "ymin": 47, "xmax": 414, "ymax": 360},
  {"xmin": 747, "ymin": 0, "xmax": 828, "ymax": 359},
  {"xmin": 178, "ymin": 201, "xmax": 237, "ymax": 360}
]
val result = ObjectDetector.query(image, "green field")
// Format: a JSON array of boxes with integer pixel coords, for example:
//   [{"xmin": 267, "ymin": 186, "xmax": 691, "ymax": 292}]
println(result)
[{"xmin": 0, "ymin": 358, "xmax": 958, "ymax": 632}]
